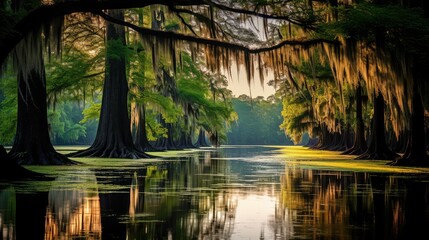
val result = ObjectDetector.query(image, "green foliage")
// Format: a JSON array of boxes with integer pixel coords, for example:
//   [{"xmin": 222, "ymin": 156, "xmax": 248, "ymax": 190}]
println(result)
[
  {"xmin": 318, "ymin": 3, "xmax": 429, "ymax": 54},
  {"xmin": 280, "ymin": 95, "xmax": 313, "ymax": 144},
  {"xmin": 0, "ymin": 72, "xmax": 17, "ymax": 144},
  {"xmin": 143, "ymin": 91, "xmax": 182, "ymax": 123},
  {"xmin": 46, "ymin": 50, "xmax": 102, "ymax": 103},
  {"xmin": 128, "ymin": 47, "xmax": 155, "ymax": 87},
  {"xmin": 145, "ymin": 112, "xmax": 168, "ymax": 140},
  {"xmin": 164, "ymin": 22, "xmax": 180, "ymax": 32},
  {"xmin": 48, "ymin": 103, "xmax": 87, "ymax": 145},
  {"xmin": 80, "ymin": 103, "xmax": 101, "ymax": 124},
  {"xmin": 43, "ymin": 35, "xmax": 104, "ymax": 144},
  {"xmin": 228, "ymin": 96, "xmax": 292, "ymax": 145},
  {"xmin": 106, "ymin": 39, "xmax": 132, "ymax": 61},
  {"xmin": 176, "ymin": 52, "xmax": 236, "ymax": 144},
  {"xmin": 131, "ymin": 48, "xmax": 182, "ymax": 123},
  {"xmin": 47, "ymin": 53, "xmax": 90, "ymax": 90}
]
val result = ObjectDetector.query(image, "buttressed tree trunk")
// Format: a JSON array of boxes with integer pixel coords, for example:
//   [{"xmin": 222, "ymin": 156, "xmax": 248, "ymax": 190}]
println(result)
[
  {"xmin": 195, "ymin": 128, "xmax": 211, "ymax": 147},
  {"xmin": 343, "ymin": 83, "xmax": 368, "ymax": 155},
  {"xmin": 9, "ymin": 67, "xmax": 73, "ymax": 165},
  {"xmin": 356, "ymin": 92, "xmax": 398, "ymax": 160},
  {"xmin": 68, "ymin": 9, "xmax": 150, "ymax": 158},
  {"xmin": 1, "ymin": 145, "xmax": 46, "ymax": 179},
  {"xmin": 134, "ymin": 104, "xmax": 159, "ymax": 152},
  {"xmin": 390, "ymin": 70, "xmax": 429, "ymax": 166},
  {"xmin": 152, "ymin": 119, "xmax": 181, "ymax": 151},
  {"xmin": 390, "ymin": 0, "xmax": 429, "ymax": 166}
]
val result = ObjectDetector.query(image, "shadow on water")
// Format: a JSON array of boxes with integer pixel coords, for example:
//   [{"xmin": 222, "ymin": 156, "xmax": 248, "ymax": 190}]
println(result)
[{"xmin": 0, "ymin": 146, "xmax": 429, "ymax": 239}]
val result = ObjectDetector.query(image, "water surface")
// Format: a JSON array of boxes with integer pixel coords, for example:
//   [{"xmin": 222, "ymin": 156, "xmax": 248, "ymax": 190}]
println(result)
[{"xmin": 1, "ymin": 145, "xmax": 429, "ymax": 239}]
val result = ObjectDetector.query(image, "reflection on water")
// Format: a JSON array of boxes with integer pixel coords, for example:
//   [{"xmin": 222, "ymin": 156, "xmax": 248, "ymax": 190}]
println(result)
[
  {"xmin": 2, "ymin": 146, "xmax": 429, "ymax": 239},
  {"xmin": 44, "ymin": 172, "xmax": 101, "ymax": 240},
  {"xmin": 0, "ymin": 186, "xmax": 15, "ymax": 240},
  {"xmin": 276, "ymin": 167, "xmax": 429, "ymax": 239},
  {"xmin": 122, "ymin": 152, "xmax": 236, "ymax": 239}
]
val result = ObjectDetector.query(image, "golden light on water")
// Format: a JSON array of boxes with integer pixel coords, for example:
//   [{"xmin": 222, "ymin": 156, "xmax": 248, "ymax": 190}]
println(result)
[{"xmin": 44, "ymin": 175, "xmax": 101, "ymax": 240}]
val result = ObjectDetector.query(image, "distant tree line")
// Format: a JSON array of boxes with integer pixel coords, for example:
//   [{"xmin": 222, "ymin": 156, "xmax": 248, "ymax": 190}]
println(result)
[{"xmin": 227, "ymin": 95, "xmax": 293, "ymax": 145}]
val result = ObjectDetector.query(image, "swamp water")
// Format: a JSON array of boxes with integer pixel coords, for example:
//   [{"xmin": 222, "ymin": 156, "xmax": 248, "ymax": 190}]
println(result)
[{"xmin": 1, "ymin": 145, "xmax": 429, "ymax": 239}]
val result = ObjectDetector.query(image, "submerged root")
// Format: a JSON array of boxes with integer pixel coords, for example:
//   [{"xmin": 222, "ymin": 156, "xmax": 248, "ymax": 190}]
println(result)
[
  {"xmin": 342, "ymin": 146, "xmax": 368, "ymax": 155},
  {"xmin": 388, "ymin": 154, "xmax": 429, "ymax": 167},
  {"xmin": 135, "ymin": 141, "xmax": 164, "ymax": 152},
  {"xmin": 67, "ymin": 145, "xmax": 154, "ymax": 159},
  {"xmin": 0, "ymin": 146, "xmax": 52, "ymax": 179},
  {"xmin": 9, "ymin": 150, "xmax": 77, "ymax": 165},
  {"xmin": 355, "ymin": 149, "xmax": 399, "ymax": 160}
]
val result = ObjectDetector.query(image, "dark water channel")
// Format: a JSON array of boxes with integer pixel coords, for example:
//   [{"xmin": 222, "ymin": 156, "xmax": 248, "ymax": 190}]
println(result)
[{"xmin": 1, "ymin": 146, "xmax": 429, "ymax": 239}]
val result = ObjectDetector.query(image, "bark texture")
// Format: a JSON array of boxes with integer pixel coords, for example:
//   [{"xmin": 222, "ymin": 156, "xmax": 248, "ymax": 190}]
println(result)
[
  {"xmin": 8, "ymin": 68, "xmax": 74, "ymax": 165},
  {"xmin": 343, "ymin": 84, "xmax": 368, "ymax": 155},
  {"xmin": 152, "ymin": 121, "xmax": 182, "ymax": 150},
  {"xmin": 194, "ymin": 129, "xmax": 211, "ymax": 147},
  {"xmin": 1, "ymin": 145, "xmax": 47, "ymax": 179},
  {"xmin": 356, "ymin": 93, "xmax": 398, "ymax": 160},
  {"xmin": 134, "ymin": 105, "xmax": 160, "ymax": 152},
  {"xmin": 68, "ymin": 9, "xmax": 150, "ymax": 159},
  {"xmin": 390, "ymin": 86, "xmax": 429, "ymax": 166}
]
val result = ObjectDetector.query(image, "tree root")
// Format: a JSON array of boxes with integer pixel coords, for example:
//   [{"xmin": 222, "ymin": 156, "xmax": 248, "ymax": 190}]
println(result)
[
  {"xmin": 67, "ymin": 145, "xmax": 154, "ymax": 159},
  {"xmin": 342, "ymin": 146, "xmax": 368, "ymax": 155},
  {"xmin": 9, "ymin": 150, "xmax": 77, "ymax": 165},
  {"xmin": 136, "ymin": 144, "xmax": 164, "ymax": 152},
  {"xmin": 355, "ymin": 149, "xmax": 399, "ymax": 160},
  {"xmin": 0, "ymin": 146, "xmax": 53, "ymax": 180},
  {"xmin": 388, "ymin": 154, "xmax": 429, "ymax": 167}
]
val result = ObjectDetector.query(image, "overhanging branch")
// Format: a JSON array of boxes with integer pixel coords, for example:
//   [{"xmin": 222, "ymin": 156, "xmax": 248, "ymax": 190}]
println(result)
[
  {"xmin": 0, "ymin": 0, "xmax": 206, "ymax": 67},
  {"xmin": 202, "ymin": 0, "xmax": 316, "ymax": 29},
  {"xmin": 96, "ymin": 10, "xmax": 336, "ymax": 55},
  {"xmin": 0, "ymin": 0, "xmax": 326, "ymax": 68}
]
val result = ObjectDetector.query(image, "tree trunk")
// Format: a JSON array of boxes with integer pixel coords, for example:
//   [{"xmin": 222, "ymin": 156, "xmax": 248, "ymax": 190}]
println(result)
[
  {"xmin": 304, "ymin": 137, "xmax": 319, "ymax": 148},
  {"xmin": 152, "ymin": 120, "xmax": 181, "ymax": 150},
  {"xmin": 177, "ymin": 124, "xmax": 197, "ymax": 149},
  {"xmin": 426, "ymin": 128, "xmax": 429, "ymax": 152},
  {"xmin": 195, "ymin": 128, "xmax": 211, "ymax": 147},
  {"xmin": 390, "ymin": 86, "xmax": 429, "ymax": 166},
  {"xmin": 209, "ymin": 131, "xmax": 220, "ymax": 148},
  {"xmin": 176, "ymin": 117, "xmax": 197, "ymax": 149},
  {"xmin": 356, "ymin": 92, "xmax": 398, "ymax": 160},
  {"xmin": 134, "ymin": 104, "xmax": 159, "ymax": 152},
  {"xmin": 343, "ymin": 84, "xmax": 368, "ymax": 155},
  {"xmin": 68, "ymin": 9, "xmax": 150, "ymax": 159},
  {"xmin": 177, "ymin": 131, "xmax": 196, "ymax": 149},
  {"xmin": 8, "ymin": 67, "xmax": 73, "ymax": 165},
  {"xmin": 1, "ymin": 145, "xmax": 47, "ymax": 179},
  {"xmin": 313, "ymin": 124, "xmax": 335, "ymax": 150}
]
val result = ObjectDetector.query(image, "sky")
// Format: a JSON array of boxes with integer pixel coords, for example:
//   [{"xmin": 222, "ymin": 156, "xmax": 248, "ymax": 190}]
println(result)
[
  {"xmin": 227, "ymin": 75, "xmax": 276, "ymax": 98},
  {"xmin": 220, "ymin": 16, "xmax": 278, "ymax": 99},
  {"xmin": 223, "ymin": 62, "xmax": 277, "ymax": 99}
]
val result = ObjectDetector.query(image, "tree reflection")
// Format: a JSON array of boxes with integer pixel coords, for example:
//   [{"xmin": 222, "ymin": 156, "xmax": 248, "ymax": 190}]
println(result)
[
  {"xmin": 124, "ymin": 151, "xmax": 236, "ymax": 239},
  {"xmin": 275, "ymin": 166, "xmax": 429, "ymax": 239},
  {"xmin": 44, "ymin": 172, "xmax": 101, "ymax": 240},
  {"xmin": 0, "ymin": 186, "xmax": 16, "ymax": 240}
]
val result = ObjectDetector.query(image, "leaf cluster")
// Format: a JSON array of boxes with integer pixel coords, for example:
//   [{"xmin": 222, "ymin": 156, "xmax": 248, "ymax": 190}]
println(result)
[{"xmin": 319, "ymin": 3, "xmax": 429, "ymax": 54}]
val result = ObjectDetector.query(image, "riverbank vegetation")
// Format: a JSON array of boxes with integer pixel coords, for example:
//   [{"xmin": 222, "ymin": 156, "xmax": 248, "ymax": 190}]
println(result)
[{"xmin": 1, "ymin": 0, "xmax": 429, "ymax": 173}]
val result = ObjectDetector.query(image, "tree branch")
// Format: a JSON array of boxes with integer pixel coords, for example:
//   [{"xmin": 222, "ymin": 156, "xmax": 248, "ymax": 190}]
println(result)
[
  {"xmin": 168, "ymin": 5, "xmax": 233, "ymax": 40},
  {"xmin": 202, "ymin": 0, "xmax": 316, "ymax": 29},
  {"xmin": 0, "ymin": 0, "xmax": 205, "ymax": 67},
  {"xmin": 168, "ymin": 7, "xmax": 199, "ymax": 36},
  {"xmin": 96, "ymin": 10, "xmax": 336, "ymax": 55},
  {"xmin": 0, "ymin": 0, "xmax": 320, "ymax": 67}
]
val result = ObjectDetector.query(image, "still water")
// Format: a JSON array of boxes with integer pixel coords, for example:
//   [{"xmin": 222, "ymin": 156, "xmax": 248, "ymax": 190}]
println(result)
[{"xmin": 1, "ymin": 146, "xmax": 429, "ymax": 240}]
